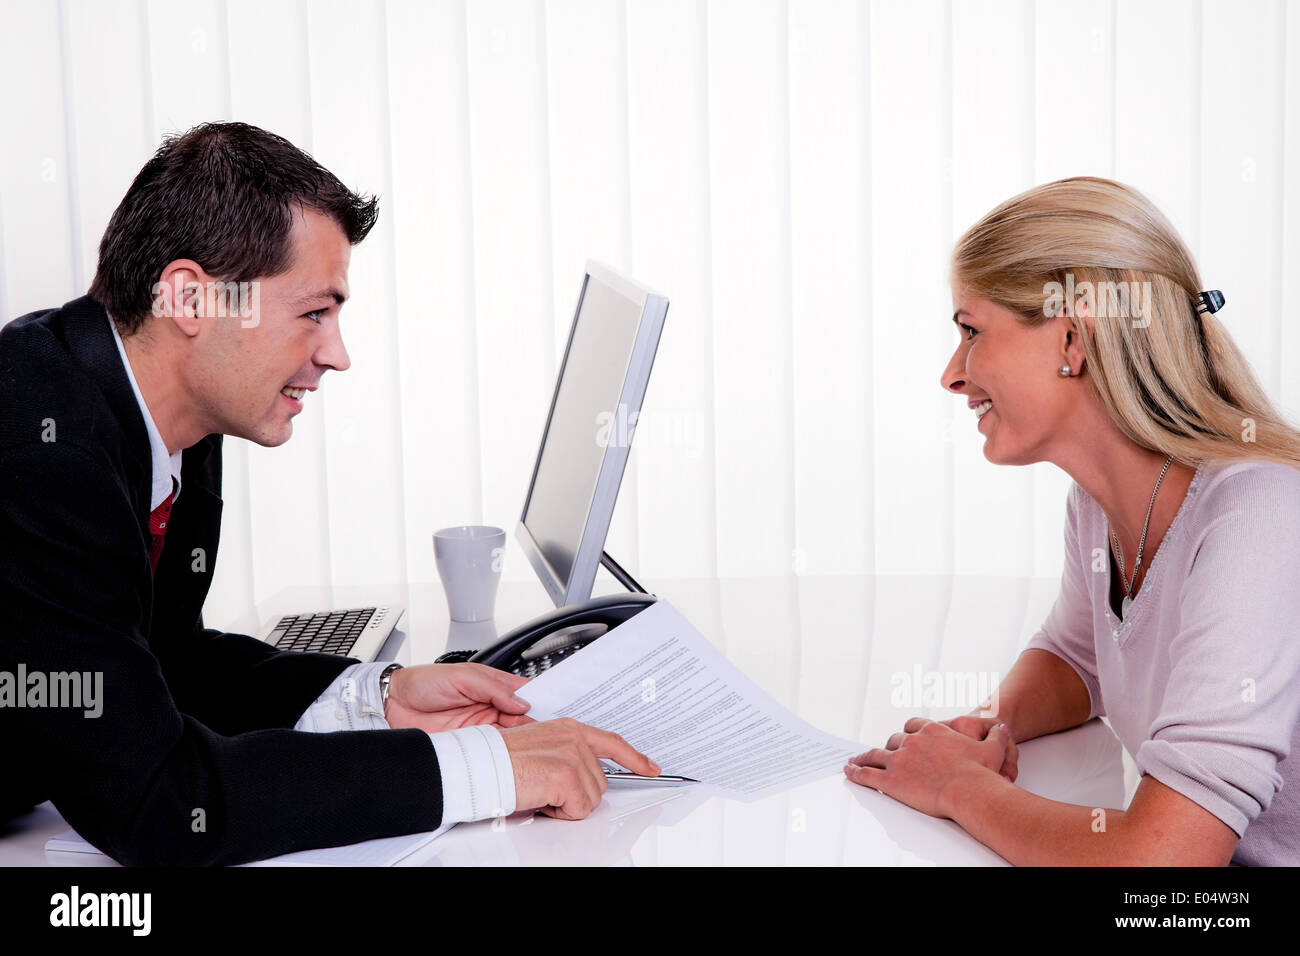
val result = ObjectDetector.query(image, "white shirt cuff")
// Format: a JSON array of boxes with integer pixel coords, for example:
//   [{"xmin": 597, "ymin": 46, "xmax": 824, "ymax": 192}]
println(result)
[
  {"xmin": 429, "ymin": 725, "xmax": 517, "ymax": 824},
  {"xmin": 293, "ymin": 662, "xmax": 391, "ymax": 733},
  {"xmin": 294, "ymin": 663, "xmax": 517, "ymax": 825}
]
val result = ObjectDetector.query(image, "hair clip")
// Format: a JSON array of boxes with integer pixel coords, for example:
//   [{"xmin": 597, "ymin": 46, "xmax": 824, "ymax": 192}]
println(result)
[{"xmin": 1197, "ymin": 290, "xmax": 1225, "ymax": 314}]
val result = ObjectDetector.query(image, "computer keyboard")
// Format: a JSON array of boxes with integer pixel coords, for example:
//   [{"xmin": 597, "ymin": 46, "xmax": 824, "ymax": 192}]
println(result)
[{"xmin": 263, "ymin": 606, "xmax": 398, "ymax": 660}]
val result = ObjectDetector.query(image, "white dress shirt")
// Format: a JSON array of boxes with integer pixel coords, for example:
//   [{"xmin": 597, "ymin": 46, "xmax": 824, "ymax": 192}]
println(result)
[
  {"xmin": 293, "ymin": 662, "xmax": 516, "ymax": 823},
  {"xmin": 107, "ymin": 315, "xmax": 181, "ymax": 510},
  {"xmin": 107, "ymin": 315, "xmax": 516, "ymax": 825}
]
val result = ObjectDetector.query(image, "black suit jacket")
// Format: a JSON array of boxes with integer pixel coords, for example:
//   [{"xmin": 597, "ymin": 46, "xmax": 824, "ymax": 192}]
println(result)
[{"xmin": 0, "ymin": 295, "xmax": 444, "ymax": 865}]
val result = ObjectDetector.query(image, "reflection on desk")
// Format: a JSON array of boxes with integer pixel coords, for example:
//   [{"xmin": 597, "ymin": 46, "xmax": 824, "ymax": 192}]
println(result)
[{"xmin": 400, "ymin": 718, "xmax": 1124, "ymax": 867}]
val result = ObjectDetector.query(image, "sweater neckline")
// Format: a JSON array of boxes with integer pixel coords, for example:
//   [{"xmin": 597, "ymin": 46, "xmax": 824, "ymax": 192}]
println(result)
[{"xmin": 1103, "ymin": 463, "xmax": 1207, "ymax": 642}]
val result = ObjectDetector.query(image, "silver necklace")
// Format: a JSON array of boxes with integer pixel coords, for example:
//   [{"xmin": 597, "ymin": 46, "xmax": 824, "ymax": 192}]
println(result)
[{"xmin": 1110, "ymin": 454, "xmax": 1174, "ymax": 618}]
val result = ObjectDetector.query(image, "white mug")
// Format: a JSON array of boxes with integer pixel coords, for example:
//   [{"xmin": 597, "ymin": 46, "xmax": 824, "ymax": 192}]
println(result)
[{"xmin": 433, "ymin": 526, "xmax": 506, "ymax": 622}]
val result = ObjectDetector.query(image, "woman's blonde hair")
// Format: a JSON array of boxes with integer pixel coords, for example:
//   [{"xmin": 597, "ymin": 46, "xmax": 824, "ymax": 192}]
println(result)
[{"xmin": 951, "ymin": 176, "xmax": 1300, "ymax": 469}]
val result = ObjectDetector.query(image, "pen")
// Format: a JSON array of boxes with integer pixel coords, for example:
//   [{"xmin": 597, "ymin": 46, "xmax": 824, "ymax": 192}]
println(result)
[{"xmin": 602, "ymin": 769, "xmax": 699, "ymax": 786}]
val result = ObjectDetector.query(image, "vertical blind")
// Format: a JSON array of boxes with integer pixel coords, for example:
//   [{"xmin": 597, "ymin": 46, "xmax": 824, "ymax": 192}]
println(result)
[{"xmin": 1, "ymin": 0, "xmax": 1296, "ymax": 632}]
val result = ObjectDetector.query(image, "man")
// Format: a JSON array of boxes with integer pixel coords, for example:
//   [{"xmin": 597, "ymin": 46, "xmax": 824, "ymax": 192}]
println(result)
[{"xmin": 0, "ymin": 121, "xmax": 657, "ymax": 866}]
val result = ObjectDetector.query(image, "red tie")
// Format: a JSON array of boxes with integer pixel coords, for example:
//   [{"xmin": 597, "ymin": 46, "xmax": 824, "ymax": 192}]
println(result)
[{"xmin": 149, "ymin": 481, "xmax": 176, "ymax": 576}]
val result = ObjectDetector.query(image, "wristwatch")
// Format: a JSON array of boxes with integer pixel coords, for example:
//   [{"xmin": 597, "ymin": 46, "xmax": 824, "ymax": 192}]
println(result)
[{"xmin": 379, "ymin": 663, "xmax": 402, "ymax": 715}]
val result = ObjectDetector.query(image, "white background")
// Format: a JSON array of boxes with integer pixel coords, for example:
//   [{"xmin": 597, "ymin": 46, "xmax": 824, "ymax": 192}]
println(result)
[{"xmin": 1, "ymin": 0, "xmax": 1297, "ymax": 633}]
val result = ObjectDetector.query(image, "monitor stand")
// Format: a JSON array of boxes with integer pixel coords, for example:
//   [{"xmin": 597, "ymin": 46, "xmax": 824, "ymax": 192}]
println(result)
[{"xmin": 600, "ymin": 550, "xmax": 651, "ymax": 595}]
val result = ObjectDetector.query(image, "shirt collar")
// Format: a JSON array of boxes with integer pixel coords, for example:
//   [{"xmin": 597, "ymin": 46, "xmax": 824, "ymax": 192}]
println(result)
[{"xmin": 107, "ymin": 315, "xmax": 183, "ymax": 511}]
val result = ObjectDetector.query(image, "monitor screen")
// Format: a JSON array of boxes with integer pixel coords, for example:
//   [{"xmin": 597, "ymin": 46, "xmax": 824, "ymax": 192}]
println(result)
[{"xmin": 518, "ymin": 263, "xmax": 668, "ymax": 606}]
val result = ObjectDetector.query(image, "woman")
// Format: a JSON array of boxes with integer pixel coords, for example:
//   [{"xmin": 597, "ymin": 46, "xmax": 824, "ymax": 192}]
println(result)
[{"xmin": 844, "ymin": 177, "xmax": 1300, "ymax": 866}]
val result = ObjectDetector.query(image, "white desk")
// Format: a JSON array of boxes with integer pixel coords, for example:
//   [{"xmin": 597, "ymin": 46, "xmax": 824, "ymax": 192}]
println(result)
[{"xmin": 0, "ymin": 574, "xmax": 1138, "ymax": 866}]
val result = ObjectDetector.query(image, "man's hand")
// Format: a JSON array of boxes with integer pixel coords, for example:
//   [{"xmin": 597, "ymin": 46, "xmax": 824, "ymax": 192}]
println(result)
[
  {"xmin": 499, "ymin": 718, "xmax": 661, "ymax": 820},
  {"xmin": 383, "ymin": 663, "xmax": 533, "ymax": 733},
  {"xmin": 844, "ymin": 720, "xmax": 1012, "ymax": 818}
]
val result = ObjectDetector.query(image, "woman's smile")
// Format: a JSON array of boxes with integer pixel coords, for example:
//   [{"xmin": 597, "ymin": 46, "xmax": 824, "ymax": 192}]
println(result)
[{"xmin": 969, "ymin": 397, "xmax": 994, "ymax": 424}]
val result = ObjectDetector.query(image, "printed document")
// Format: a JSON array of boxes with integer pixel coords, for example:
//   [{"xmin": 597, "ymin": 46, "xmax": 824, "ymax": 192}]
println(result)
[{"xmin": 516, "ymin": 600, "xmax": 860, "ymax": 800}]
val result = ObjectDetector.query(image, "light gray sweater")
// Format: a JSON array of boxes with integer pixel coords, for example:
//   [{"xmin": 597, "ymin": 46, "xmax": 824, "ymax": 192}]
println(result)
[{"xmin": 1026, "ymin": 459, "xmax": 1300, "ymax": 866}]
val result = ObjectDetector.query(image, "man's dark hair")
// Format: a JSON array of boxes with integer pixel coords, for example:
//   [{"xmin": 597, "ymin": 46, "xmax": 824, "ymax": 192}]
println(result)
[{"xmin": 89, "ymin": 121, "xmax": 378, "ymax": 335}]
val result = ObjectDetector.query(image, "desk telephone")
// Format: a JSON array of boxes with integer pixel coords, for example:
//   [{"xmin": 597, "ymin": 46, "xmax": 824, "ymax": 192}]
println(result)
[
  {"xmin": 435, "ymin": 592, "xmax": 658, "ymax": 677},
  {"xmin": 436, "ymin": 591, "xmax": 701, "ymax": 786}
]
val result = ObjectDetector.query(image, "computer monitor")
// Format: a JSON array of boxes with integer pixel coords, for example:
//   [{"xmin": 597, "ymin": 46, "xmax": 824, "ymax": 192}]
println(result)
[{"xmin": 517, "ymin": 261, "xmax": 668, "ymax": 608}]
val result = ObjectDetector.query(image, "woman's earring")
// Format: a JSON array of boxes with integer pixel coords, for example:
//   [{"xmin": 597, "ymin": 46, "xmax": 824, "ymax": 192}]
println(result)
[{"xmin": 1058, "ymin": 365, "xmax": 1071, "ymax": 377}]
